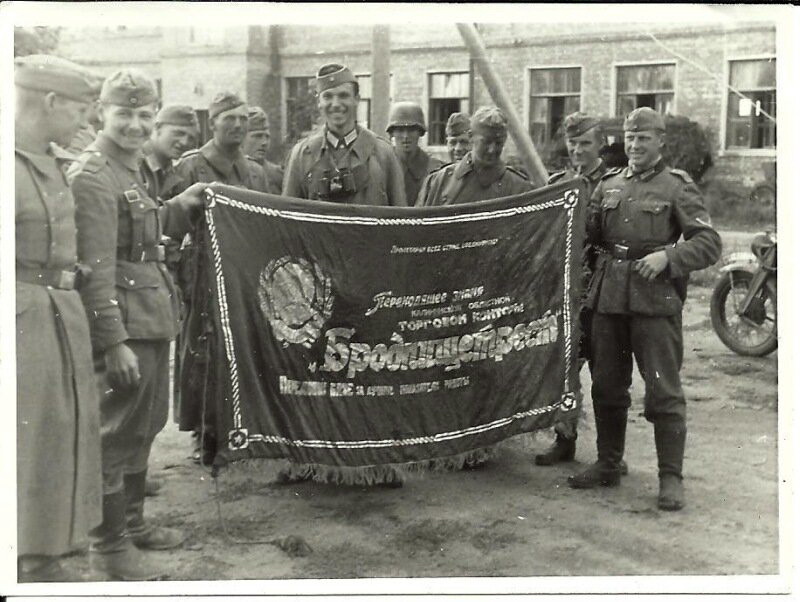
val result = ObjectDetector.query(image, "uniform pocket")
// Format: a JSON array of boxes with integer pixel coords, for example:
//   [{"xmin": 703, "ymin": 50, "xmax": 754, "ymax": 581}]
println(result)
[
  {"xmin": 115, "ymin": 263, "xmax": 177, "ymax": 339},
  {"xmin": 628, "ymin": 271, "xmax": 682, "ymax": 316},
  {"xmin": 637, "ymin": 200, "xmax": 672, "ymax": 241}
]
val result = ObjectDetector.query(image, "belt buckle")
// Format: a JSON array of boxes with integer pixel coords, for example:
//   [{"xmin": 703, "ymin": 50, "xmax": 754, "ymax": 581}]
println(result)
[
  {"xmin": 613, "ymin": 244, "xmax": 629, "ymax": 259},
  {"xmin": 57, "ymin": 270, "xmax": 76, "ymax": 290}
]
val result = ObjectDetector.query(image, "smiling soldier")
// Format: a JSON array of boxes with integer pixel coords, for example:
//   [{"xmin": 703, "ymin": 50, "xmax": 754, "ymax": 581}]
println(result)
[
  {"xmin": 69, "ymin": 69, "xmax": 208, "ymax": 580},
  {"xmin": 282, "ymin": 63, "xmax": 406, "ymax": 206},
  {"xmin": 444, "ymin": 111, "xmax": 471, "ymax": 164}
]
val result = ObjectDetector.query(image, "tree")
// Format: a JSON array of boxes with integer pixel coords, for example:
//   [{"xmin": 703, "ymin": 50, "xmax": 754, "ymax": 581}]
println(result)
[{"xmin": 14, "ymin": 26, "xmax": 62, "ymax": 57}]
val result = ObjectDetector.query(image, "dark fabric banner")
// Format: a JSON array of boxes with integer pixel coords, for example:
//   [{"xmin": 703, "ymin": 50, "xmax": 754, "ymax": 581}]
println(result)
[{"xmin": 204, "ymin": 179, "xmax": 587, "ymax": 466}]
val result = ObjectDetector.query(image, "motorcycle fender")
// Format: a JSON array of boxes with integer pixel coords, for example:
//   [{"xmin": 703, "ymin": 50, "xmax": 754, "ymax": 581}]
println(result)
[{"xmin": 719, "ymin": 253, "xmax": 758, "ymax": 275}]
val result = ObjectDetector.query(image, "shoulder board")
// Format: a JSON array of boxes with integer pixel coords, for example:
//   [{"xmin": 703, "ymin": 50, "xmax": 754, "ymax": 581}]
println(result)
[
  {"xmin": 70, "ymin": 150, "xmax": 106, "ymax": 175},
  {"xmin": 506, "ymin": 165, "xmax": 530, "ymax": 180},
  {"xmin": 600, "ymin": 166, "xmax": 623, "ymax": 180},
  {"xmin": 51, "ymin": 143, "xmax": 77, "ymax": 162},
  {"xmin": 669, "ymin": 168, "xmax": 694, "ymax": 184},
  {"xmin": 431, "ymin": 161, "xmax": 452, "ymax": 173},
  {"xmin": 175, "ymin": 148, "xmax": 201, "ymax": 165},
  {"xmin": 374, "ymin": 134, "xmax": 393, "ymax": 147},
  {"xmin": 547, "ymin": 170, "xmax": 566, "ymax": 184}
]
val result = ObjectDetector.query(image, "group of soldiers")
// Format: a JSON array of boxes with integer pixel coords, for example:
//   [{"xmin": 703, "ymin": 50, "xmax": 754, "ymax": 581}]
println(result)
[{"xmin": 15, "ymin": 54, "xmax": 721, "ymax": 582}]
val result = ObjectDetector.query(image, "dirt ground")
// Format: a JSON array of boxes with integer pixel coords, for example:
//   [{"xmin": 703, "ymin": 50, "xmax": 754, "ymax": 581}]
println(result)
[{"xmin": 59, "ymin": 280, "xmax": 780, "ymax": 582}]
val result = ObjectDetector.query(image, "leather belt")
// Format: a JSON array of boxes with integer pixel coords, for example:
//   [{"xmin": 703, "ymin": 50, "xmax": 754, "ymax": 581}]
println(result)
[
  {"xmin": 118, "ymin": 245, "xmax": 166, "ymax": 262},
  {"xmin": 16, "ymin": 266, "xmax": 77, "ymax": 290},
  {"xmin": 596, "ymin": 242, "xmax": 666, "ymax": 261}
]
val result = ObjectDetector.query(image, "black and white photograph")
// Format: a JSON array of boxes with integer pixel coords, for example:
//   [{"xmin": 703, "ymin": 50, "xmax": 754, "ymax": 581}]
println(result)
[{"xmin": 1, "ymin": 2, "xmax": 797, "ymax": 598}]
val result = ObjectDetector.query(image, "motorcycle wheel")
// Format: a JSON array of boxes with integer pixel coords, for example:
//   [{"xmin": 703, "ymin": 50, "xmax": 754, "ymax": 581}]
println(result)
[{"xmin": 710, "ymin": 271, "xmax": 777, "ymax": 357}]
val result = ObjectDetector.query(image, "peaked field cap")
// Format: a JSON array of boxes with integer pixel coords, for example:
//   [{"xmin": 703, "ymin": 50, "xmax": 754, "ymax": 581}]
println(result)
[
  {"xmin": 156, "ymin": 104, "xmax": 199, "ymax": 128},
  {"xmin": 623, "ymin": 107, "xmax": 666, "ymax": 132},
  {"xmin": 445, "ymin": 112, "xmax": 471, "ymax": 136},
  {"xmin": 563, "ymin": 112, "xmax": 600, "ymax": 138},
  {"xmin": 315, "ymin": 63, "xmax": 357, "ymax": 93},
  {"xmin": 470, "ymin": 106, "xmax": 507, "ymax": 131},
  {"xmin": 247, "ymin": 106, "xmax": 269, "ymax": 131},
  {"xmin": 100, "ymin": 68, "xmax": 158, "ymax": 108},
  {"xmin": 15, "ymin": 54, "xmax": 97, "ymax": 103},
  {"xmin": 209, "ymin": 91, "xmax": 246, "ymax": 118}
]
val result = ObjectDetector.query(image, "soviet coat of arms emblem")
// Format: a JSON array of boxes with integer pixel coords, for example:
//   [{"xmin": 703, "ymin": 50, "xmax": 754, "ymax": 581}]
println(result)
[{"xmin": 257, "ymin": 256, "xmax": 334, "ymax": 348}]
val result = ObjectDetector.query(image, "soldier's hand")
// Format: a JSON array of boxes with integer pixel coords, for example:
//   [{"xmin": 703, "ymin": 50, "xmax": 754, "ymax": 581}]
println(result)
[
  {"xmin": 104, "ymin": 342, "xmax": 141, "ymax": 389},
  {"xmin": 634, "ymin": 250, "xmax": 669, "ymax": 281},
  {"xmin": 175, "ymin": 181, "xmax": 217, "ymax": 210}
]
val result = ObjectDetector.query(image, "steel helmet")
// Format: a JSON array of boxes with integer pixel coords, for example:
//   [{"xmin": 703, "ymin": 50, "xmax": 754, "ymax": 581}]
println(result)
[{"xmin": 386, "ymin": 102, "xmax": 427, "ymax": 135}]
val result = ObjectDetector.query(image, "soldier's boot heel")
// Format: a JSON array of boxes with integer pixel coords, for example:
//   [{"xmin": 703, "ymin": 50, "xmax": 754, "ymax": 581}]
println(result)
[
  {"xmin": 657, "ymin": 474, "xmax": 684, "ymax": 511},
  {"xmin": 567, "ymin": 462, "xmax": 620, "ymax": 489},
  {"xmin": 89, "ymin": 540, "xmax": 167, "ymax": 581},
  {"xmin": 535, "ymin": 434, "xmax": 576, "ymax": 466}
]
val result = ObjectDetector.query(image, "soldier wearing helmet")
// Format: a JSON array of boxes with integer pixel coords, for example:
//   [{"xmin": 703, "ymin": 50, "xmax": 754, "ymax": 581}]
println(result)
[
  {"xmin": 567, "ymin": 107, "xmax": 722, "ymax": 513},
  {"xmin": 282, "ymin": 63, "xmax": 406, "ymax": 206},
  {"xmin": 386, "ymin": 101, "xmax": 443, "ymax": 203},
  {"xmin": 416, "ymin": 106, "xmax": 533, "ymax": 206}
]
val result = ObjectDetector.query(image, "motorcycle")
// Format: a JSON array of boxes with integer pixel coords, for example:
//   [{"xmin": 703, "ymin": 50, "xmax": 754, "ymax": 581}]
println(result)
[{"xmin": 710, "ymin": 231, "xmax": 777, "ymax": 357}]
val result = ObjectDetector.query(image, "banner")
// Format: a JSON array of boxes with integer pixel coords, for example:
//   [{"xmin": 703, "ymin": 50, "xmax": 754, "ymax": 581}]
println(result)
[{"xmin": 204, "ymin": 179, "xmax": 587, "ymax": 466}]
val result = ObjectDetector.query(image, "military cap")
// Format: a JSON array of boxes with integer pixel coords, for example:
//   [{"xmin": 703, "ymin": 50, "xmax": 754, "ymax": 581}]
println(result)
[
  {"xmin": 470, "ymin": 106, "xmax": 508, "ymax": 131},
  {"xmin": 100, "ymin": 68, "xmax": 158, "ymax": 108},
  {"xmin": 14, "ymin": 54, "xmax": 97, "ymax": 103},
  {"xmin": 445, "ymin": 112, "xmax": 471, "ymax": 137},
  {"xmin": 247, "ymin": 106, "xmax": 269, "ymax": 131},
  {"xmin": 623, "ymin": 107, "xmax": 666, "ymax": 132},
  {"xmin": 156, "ymin": 104, "xmax": 199, "ymax": 128},
  {"xmin": 315, "ymin": 63, "xmax": 357, "ymax": 94},
  {"xmin": 209, "ymin": 91, "xmax": 245, "ymax": 119},
  {"xmin": 563, "ymin": 112, "xmax": 600, "ymax": 138}
]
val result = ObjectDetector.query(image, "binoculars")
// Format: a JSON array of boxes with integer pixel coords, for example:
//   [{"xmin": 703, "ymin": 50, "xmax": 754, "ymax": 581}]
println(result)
[{"xmin": 319, "ymin": 168, "xmax": 357, "ymax": 201}]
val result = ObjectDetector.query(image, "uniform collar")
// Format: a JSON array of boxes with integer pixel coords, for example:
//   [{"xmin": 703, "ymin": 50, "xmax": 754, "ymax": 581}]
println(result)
[
  {"xmin": 317, "ymin": 125, "xmax": 374, "ymax": 161},
  {"xmin": 200, "ymin": 139, "xmax": 249, "ymax": 179},
  {"xmin": 580, "ymin": 158, "xmax": 605, "ymax": 181},
  {"xmin": 15, "ymin": 146, "xmax": 58, "ymax": 176},
  {"xmin": 401, "ymin": 146, "xmax": 431, "ymax": 178},
  {"xmin": 95, "ymin": 131, "xmax": 141, "ymax": 171},
  {"xmin": 624, "ymin": 157, "xmax": 665, "ymax": 182},
  {"xmin": 325, "ymin": 126, "xmax": 358, "ymax": 150},
  {"xmin": 453, "ymin": 151, "xmax": 506, "ymax": 186},
  {"xmin": 143, "ymin": 148, "xmax": 170, "ymax": 174}
]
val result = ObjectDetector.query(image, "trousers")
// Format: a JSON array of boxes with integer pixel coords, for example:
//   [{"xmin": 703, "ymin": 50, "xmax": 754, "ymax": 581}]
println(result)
[
  {"xmin": 590, "ymin": 312, "xmax": 685, "ymax": 422},
  {"xmin": 96, "ymin": 339, "xmax": 171, "ymax": 493}
]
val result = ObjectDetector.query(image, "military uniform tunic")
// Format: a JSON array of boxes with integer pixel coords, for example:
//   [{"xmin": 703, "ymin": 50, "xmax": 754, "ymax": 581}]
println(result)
[
  {"xmin": 263, "ymin": 159, "xmax": 284, "ymax": 195},
  {"xmin": 415, "ymin": 151, "xmax": 533, "ymax": 206},
  {"xmin": 586, "ymin": 159, "xmax": 721, "ymax": 421},
  {"xmin": 69, "ymin": 132, "xmax": 194, "ymax": 490},
  {"xmin": 283, "ymin": 125, "xmax": 407, "ymax": 206},
  {"xmin": 396, "ymin": 146, "xmax": 443, "ymax": 207},
  {"xmin": 16, "ymin": 145, "xmax": 102, "ymax": 557}
]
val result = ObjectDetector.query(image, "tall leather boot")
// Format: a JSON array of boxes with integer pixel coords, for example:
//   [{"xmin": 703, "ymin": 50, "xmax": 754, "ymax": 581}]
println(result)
[
  {"xmin": 124, "ymin": 470, "xmax": 186, "ymax": 550},
  {"xmin": 535, "ymin": 432, "xmax": 576, "ymax": 465},
  {"xmin": 568, "ymin": 406, "xmax": 627, "ymax": 489},
  {"xmin": 89, "ymin": 490, "xmax": 165, "ymax": 581},
  {"xmin": 654, "ymin": 417, "xmax": 686, "ymax": 511}
]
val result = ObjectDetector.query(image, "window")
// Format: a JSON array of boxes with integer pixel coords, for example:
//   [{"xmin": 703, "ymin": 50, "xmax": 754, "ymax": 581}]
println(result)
[
  {"xmin": 356, "ymin": 74, "xmax": 372, "ymax": 128},
  {"xmin": 195, "ymin": 109, "xmax": 210, "ymax": 145},
  {"xmin": 528, "ymin": 67, "xmax": 581, "ymax": 148},
  {"xmin": 188, "ymin": 28, "xmax": 226, "ymax": 46},
  {"xmin": 428, "ymin": 71, "xmax": 470, "ymax": 145},
  {"xmin": 615, "ymin": 63, "xmax": 675, "ymax": 116},
  {"xmin": 285, "ymin": 76, "xmax": 316, "ymax": 142},
  {"xmin": 726, "ymin": 58, "xmax": 776, "ymax": 150}
]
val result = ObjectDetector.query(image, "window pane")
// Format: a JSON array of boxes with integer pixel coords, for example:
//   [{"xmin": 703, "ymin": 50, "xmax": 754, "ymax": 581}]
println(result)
[
  {"xmin": 616, "ymin": 95, "xmax": 636, "ymax": 116},
  {"xmin": 564, "ymin": 95, "xmax": 581, "ymax": 114},
  {"xmin": 654, "ymin": 93, "xmax": 674, "ymax": 115},
  {"xmin": 357, "ymin": 75, "xmax": 372, "ymax": 99},
  {"xmin": 429, "ymin": 98, "xmax": 461, "ymax": 144},
  {"xmin": 357, "ymin": 100, "xmax": 370, "ymax": 128},
  {"xmin": 429, "ymin": 72, "xmax": 469, "ymax": 98},
  {"xmin": 530, "ymin": 68, "xmax": 581, "ymax": 95},
  {"xmin": 531, "ymin": 70, "xmax": 549, "ymax": 94},
  {"xmin": 617, "ymin": 64, "xmax": 674, "ymax": 93},
  {"xmin": 730, "ymin": 59, "xmax": 776, "ymax": 90}
]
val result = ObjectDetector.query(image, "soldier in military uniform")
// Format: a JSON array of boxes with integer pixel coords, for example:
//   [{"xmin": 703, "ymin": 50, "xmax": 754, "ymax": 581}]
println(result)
[
  {"xmin": 142, "ymin": 104, "xmax": 199, "ymax": 200},
  {"xmin": 444, "ymin": 111, "xmax": 471, "ymax": 164},
  {"xmin": 242, "ymin": 105, "xmax": 284, "ymax": 194},
  {"xmin": 283, "ymin": 63, "xmax": 406, "ymax": 206},
  {"xmin": 567, "ymin": 108, "xmax": 722, "ymax": 512},
  {"xmin": 386, "ymin": 101, "xmax": 443, "ymax": 203},
  {"xmin": 65, "ymin": 72, "xmax": 103, "ymax": 155},
  {"xmin": 167, "ymin": 92, "xmax": 271, "ymax": 466},
  {"xmin": 69, "ymin": 69, "xmax": 208, "ymax": 580},
  {"xmin": 15, "ymin": 54, "xmax": 102, "ymax": 584},
  {"xmin": 535, "ymin": 112, "xmax": 618, "ymax": 468},
  {"xmin": 416, "ymin": 106, "xmax": 533, "ymax": 206}
]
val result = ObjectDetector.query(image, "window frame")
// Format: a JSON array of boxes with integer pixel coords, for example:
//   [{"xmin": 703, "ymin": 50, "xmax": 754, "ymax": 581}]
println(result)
[
  {"xmin": 424, "ymin": 69, "xmax": 471, "ymax": 149},
  {"xmin": 720, "ymin": 54, "xmax": 777, "ymax": 157},
  {"xmin": 523, "ymin": 64, "xmax": 584, "ymax": 151},
  {"xmin": 282, "ymin": 75, "xmax": 316, "ymax": 144},
  {"xmin": 610, "ymin": 60, "xmax": 678, "ymax": 117}
]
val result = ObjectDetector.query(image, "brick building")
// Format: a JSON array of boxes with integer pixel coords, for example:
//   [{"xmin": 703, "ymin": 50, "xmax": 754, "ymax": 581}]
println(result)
[{"xmin": 57, "ymin": 22, "xmax": 776, "ymax": 185}]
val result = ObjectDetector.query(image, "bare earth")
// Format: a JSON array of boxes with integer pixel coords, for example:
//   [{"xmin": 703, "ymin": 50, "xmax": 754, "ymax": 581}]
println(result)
[{"xmin": 61, "ymin": 283, "xmax": 779, "ymax": 581}]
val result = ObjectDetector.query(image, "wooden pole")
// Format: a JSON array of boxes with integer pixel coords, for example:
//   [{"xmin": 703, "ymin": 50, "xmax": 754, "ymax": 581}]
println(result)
[
  {"xmin": 456, "ymin": 23, "xmax": 549, "ymax": 187},
  {"xmin": 370, "ymin": 25, "xmax": 391, "ymax": 136}
]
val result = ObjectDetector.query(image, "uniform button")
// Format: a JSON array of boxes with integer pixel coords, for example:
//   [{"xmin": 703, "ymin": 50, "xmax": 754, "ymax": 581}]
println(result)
[{"xmin": 624, "ymin": 218, "xmax": 630, "ymax": 223}]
